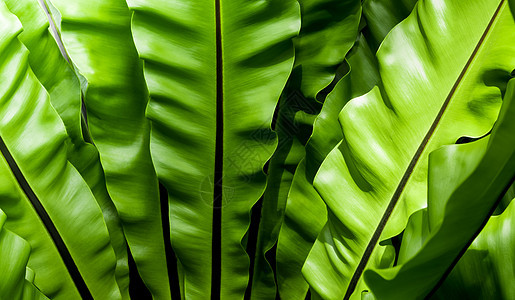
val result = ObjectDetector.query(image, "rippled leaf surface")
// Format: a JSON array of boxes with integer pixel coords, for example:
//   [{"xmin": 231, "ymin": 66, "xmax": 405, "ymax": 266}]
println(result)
[
  {"xmin": 0, "ymin": 2, "xmax": 124, "ymax": 298},
  {"xmin": 366, "ymin": 78, "xmax": 515, "ymax": 299},
  {"xmin": 45, "ymin": 0, "xmax": 170, "ymax": 297},
  {"xmin": 126, "ymin": 0, "xmax": 300, "ymax": 298},
  {"xmin": 304, "ymin": 0, "xmax": 515, "ymax": 298}
]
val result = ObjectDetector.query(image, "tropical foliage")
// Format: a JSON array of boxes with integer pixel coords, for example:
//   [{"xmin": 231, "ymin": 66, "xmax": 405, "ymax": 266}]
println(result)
[{"xmin": 0, "ymin": 0, "xmax": 514, "ymax": 299}]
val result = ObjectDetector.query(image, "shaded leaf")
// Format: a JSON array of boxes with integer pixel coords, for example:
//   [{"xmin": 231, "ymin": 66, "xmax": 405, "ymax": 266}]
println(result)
[{"xmin": 432, "ymin": 197, "xmax": 515, "ymax": 299}]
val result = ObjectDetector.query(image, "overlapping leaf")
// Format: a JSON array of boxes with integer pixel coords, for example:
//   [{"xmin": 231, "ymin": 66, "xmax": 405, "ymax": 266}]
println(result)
[
  {"xmin": 432, "ymin": 197, "xmax": 515, "ymax": 299},
  {"xmin": 0, "ymin": 0, "xmax": 512, "ymax": 299},
  {"xmin": 364, "ymin": 77, "xmax": 515, "ymax": 299},
  {"xmin": 0, "ymin": 209, "xmax": 49, "ymax": 300},
  {"xmin": 304, "ymin": 0, "xmax": 515, "ymax": 298},
  {"xmin": 277, "ymin": 34, "xmax": 379, "ymax": 299},
  {"xmin": 276, "ymin": 0, "xmax": 418, "ymax": 296},
  {"xmin": 45, "ymin": 0, "xmax": 170, "ymax": 297},
  {"xmin": 251, "ymin": 0, "xmax": 361, "ymax": 297},
  {"xmin": 3, "ymin": 0, "xmax": 130, "ymax": 295},
  {"xmin": 362, "ymin": 0, "xmax": 418, "ymax": 51},
  {"xmin": 0, "ymin": 2, "xmax": 124, "ymax": 298},
  {"xmin": 125, "ymin": 0, "xmax": 300, "ymax": 298}
]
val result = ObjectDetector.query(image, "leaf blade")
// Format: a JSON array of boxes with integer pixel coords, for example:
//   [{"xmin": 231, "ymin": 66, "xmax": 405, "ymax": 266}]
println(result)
[
  {"xmin": 126, "ymin": 0, "xmax": 300, "ymax": 298},
  {"xmin": 45, "ymin": 0, "xmax": 170, "ymax": 297},
  {"xmin": 304, "ymin": 0, "xmax": 515, "ymax": 298}
]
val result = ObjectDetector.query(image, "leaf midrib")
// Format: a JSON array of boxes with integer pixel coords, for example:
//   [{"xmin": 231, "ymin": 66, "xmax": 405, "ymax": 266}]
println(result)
[
  {"xmin": 211, "ymin": 0, "xmax": 223, "ymax": 298},
  {"xmin": 343, "ymin": 1, "xmax": 506, "ymax": 298},
  {"xmin": 0, "ymin": 136, "xmax": 93, "ymax": 299}
]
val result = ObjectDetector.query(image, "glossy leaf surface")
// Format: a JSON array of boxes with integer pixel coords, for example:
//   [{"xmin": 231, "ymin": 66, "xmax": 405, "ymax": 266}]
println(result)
[
  {"xmin": 366, "ymin": 77, "xmax": 515, "ymax": 299},
  {"xmin": 0, "ymin": 0, "xmax": 513, "ymax": 298},
  {"xmin": 0, "ymin": 2, "xmax": 123, "ymax": 298},
  {"xmin": 0, "ymin": 209, "xmax": 49, "ymax": 300},
  {"xmin": 46, "ymin": 0, "xmax": 170, "ymax": 297},
  {"xmin": 126, "ymin": 0, "xmax": 300, "ymax": 298},
  {"xmin": 3, "ymin": 0, "xmax": 130, "ymax": 295},
  {"xmin": 304, "ymin": 0, "xmax": 515, "ymax": 298}
]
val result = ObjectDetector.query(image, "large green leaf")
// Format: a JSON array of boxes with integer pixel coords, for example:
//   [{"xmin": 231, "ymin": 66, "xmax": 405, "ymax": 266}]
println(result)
[
  {"xmin": 45, "ymin": 0, "xmax": 170, "ymax": 297},
  {"xmin": 365, "ymin": 77, "xmax": 515, "ymax": 299},
  {"xmin": 304, "ymin": 0, "xmax": 515, "ymax": 298},
  {"xmin": 0, "ymin": 209, "xmax": 49, "ymax": 300},
  {"xmin": 250, "ymin": 0, "xmax": 361, "ymax": 298},
  {"xmin": 432, "ymin": 197, "xmax": 515, "ymax": 299},
  {"xmin": 276, "ymin": 0, "xmax": 419, "ymax": 294},
  {"xmin": 276, "ymin": 34, "xmax": 380, "ymax": 299},
  {"xmin": 125, "ymin": 0, "xmax": 300, "ymax": 298},
  {"xmin": 0, "ymin": 2, "xmax": 124, "ymax": 298},
  {"xmin": 2, "ymin": 0, "xmax": 130, "ymax": 295}
]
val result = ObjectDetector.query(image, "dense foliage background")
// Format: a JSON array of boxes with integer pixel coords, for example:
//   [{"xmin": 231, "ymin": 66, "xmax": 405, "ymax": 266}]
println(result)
[{"xmin": 0, "ymin": 0, "xmax": 514, "ymax": 299}]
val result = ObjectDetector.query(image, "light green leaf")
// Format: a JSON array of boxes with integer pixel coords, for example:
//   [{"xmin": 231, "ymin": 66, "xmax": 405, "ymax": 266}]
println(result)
[
  {"xmin": 304, "ymin": 0, "xmax": 515, "ymax": 298},
  {"xmin": 251, "ymin": 0, "xmax": 361, "ymax": 297},
  {"xmin": 0, "ymin": 2, "xmax": 123, "ymax": 298},
  {"xmin": 366, "ymin": 77, "xmax": 515, "ymax": 299},
  {"xmin": 276, "ymin": 0, "xmax": 419, "ymax": 294},
  {"xmin": 125, "ymin": 0, "xmax": 300, "ymax": 298},
  {"xmin": 2, "ymin": 0, "xmax": 130, "ymax": 295},
  {"xmin": 0, "ymin": 209, "xmax": 49, "ymax": 300},
  {"xmin": 45, "ymin": 0, "xmax": 170, "ymax": 297}
]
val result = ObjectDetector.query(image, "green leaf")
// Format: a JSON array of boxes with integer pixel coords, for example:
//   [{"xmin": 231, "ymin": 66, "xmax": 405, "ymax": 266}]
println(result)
[
  {"xmin": 276, "ymin": 0, "xmax": 419, "ymax": 294},
  {"xmin": 45, "ymin": 0, "xmax": 170, "ymax": 297},
  {"xmin": 250, "ymin": 0, "xmax": 361, "ymax": 297},
  {"xmin": 23, "ymin": 268, "xmax": 50, "ymax": 300},
  {"xmin": 0, "ymin": 209, "xmax": 49, "ymax": 300},
  {"xmin": 291, "ymin": 0, "xmax": 362, "ymax": 99},
  {"xmin": 275, "ymin": 34, "xmax": 379, "ymax": 299},
  {"xmin": 366, "ymin": 78, "xmax": 515, "ymax": 299},
  {"xmin": 493, "ymin": 182, "xmax": 514, "ymax": 215},
  {"xmin": 2, "ymin": 0, "xmax": 130, "ymax": 295},
  {"xmin": 304, "ymin": 34, "xmax": 380, "ymax": 185},
  {"xmin": 0, "ymin": 2, "xmax": 124, "ymax": 298},
  {"xmin": 277, "ymin": 160, "xmax": 326, "ymax": 299},
  {"xmin": 125, "ymin": 0, "xmax": 300, "ymax": 298},
  {"xmin": 250, "ymin": 91, "xmax": 320, "ymax": 300},
  {"xmin": 304, "ymin": 0, "xmax": 515, "ymax": 298},
  {"xmin": 362, "ymin": 0, "xmax": 418, "ymax": 51},
  {"xmin": 432, "ymin": 197, "xmax": 515, "ymax": 299}
]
